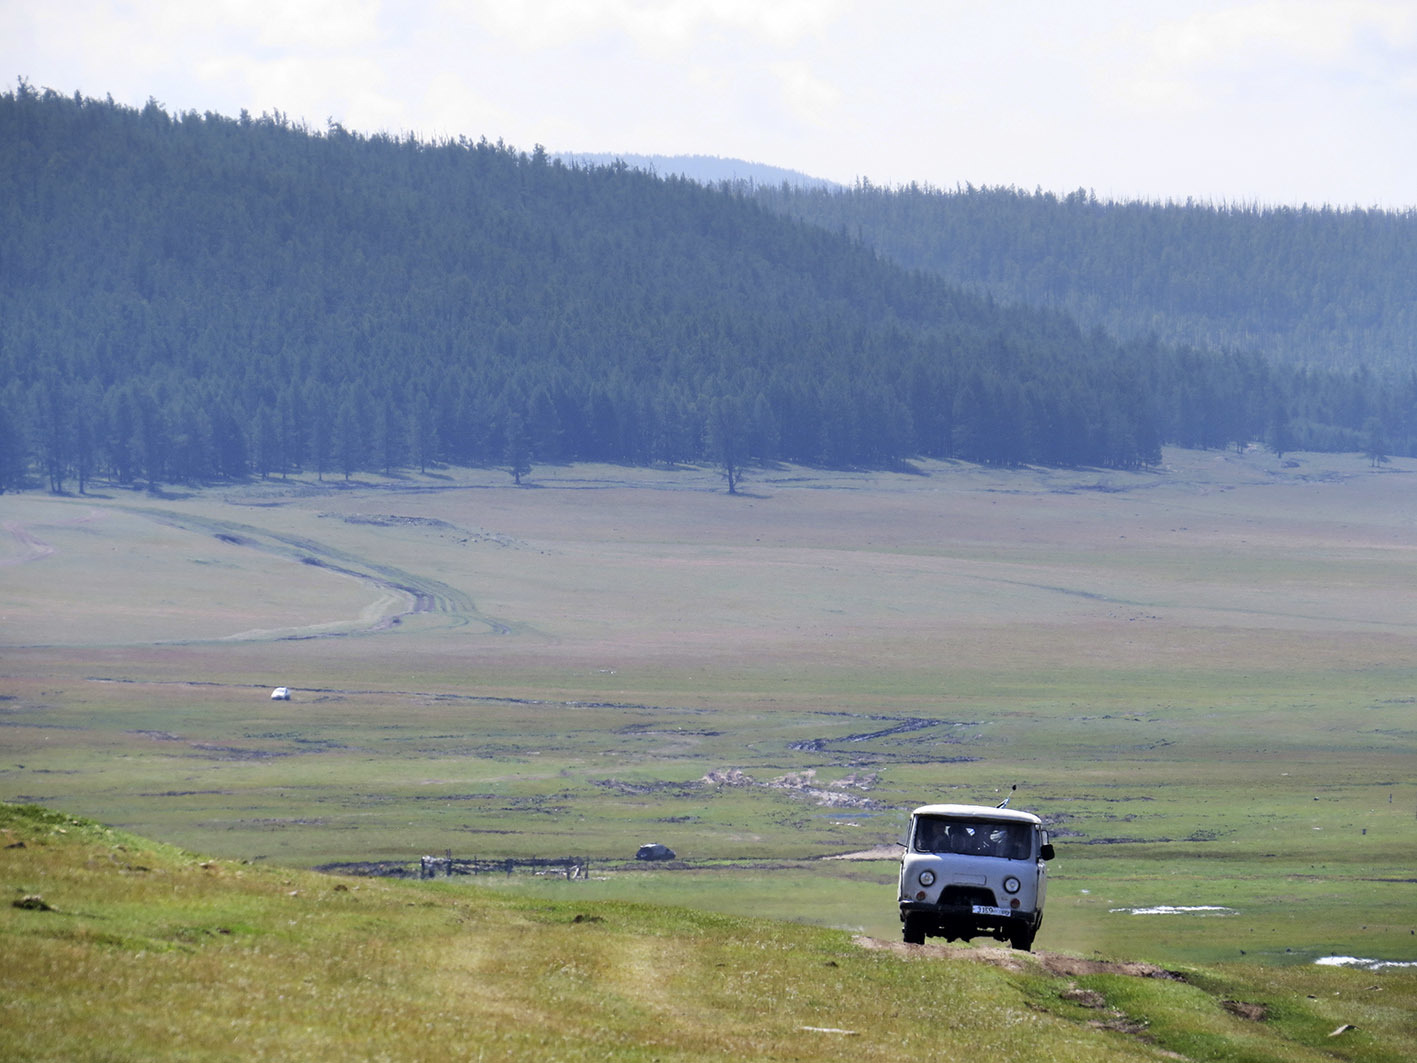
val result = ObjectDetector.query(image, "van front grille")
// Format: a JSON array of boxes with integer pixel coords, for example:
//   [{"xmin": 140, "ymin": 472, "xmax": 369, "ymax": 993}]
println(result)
[{"xmin": 938, "ymin": 885, "xmax": 997, "ymax": 908}]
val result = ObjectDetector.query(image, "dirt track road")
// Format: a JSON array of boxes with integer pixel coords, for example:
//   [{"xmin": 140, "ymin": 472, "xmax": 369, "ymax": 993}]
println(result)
[
  {"xmin": 137, "ymin": 507, "xmax": 514, "ymax": 640},
  {"xmin": 1, "ymin": 509, "xmax": 107, "ymax": 566},
  {"xmin": 4, "ymin": 502, "xmax": 514, "ymax": 646}
]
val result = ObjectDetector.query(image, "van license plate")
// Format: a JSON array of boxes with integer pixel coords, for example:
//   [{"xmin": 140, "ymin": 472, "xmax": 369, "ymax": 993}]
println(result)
[{"xmin": 971, "ymin": 905, "xmax": 1012, "ymax": 918}]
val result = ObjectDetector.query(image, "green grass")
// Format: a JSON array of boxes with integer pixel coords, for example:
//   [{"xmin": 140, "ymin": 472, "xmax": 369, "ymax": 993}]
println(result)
[
  {"xmin": 5, "ymin": 802, "xmax": 1415, "ymax": 1062},
  {"xmin": 4, "ymin": 449, "xmax": 1417, "ymax": 1000}
]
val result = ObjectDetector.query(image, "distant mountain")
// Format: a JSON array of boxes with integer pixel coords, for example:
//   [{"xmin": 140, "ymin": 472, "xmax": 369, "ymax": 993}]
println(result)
[{"xmin": 555, "ymin": 153, "xmax": 839, "ymax": 190}]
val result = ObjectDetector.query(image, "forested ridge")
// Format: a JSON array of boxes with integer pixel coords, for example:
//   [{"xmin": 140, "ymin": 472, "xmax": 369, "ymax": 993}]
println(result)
[
  {"xmin": 750, "ymin": 181, "xmax": 1417, "ymax": 374},
  {"xmin": 0, "ymin": 84, "xmax": 1412, "ymax": 492}
]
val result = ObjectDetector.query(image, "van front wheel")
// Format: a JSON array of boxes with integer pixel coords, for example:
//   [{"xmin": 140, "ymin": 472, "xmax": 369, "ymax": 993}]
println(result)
[
  {"xmin": 903, "ymin": 914, "xmax": 927, "ymax": 945},
  {"xmin": 1009, "ymin": 924, "xmax": 1035, "ymax": 951}
]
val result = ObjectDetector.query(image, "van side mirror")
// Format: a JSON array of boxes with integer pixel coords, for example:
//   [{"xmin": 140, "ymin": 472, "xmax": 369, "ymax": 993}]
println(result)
[{"xmin": 1039, "ymin": 843, "xmax": 1055, "ymax": 862}]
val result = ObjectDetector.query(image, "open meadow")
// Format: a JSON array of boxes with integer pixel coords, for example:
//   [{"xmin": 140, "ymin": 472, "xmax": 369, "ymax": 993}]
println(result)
[{"xmin": 4, "ymin": 446, "xmax": 1416, "ymax": 988}]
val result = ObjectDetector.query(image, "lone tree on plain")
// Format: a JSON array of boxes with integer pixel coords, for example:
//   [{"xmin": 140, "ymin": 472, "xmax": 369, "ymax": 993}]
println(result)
[
  {"xmin": 1267, "ymin": 403, "xmax": 1294, "ymax": 460},
  {"xmin": 1364, "ymin": 416, "xmax": 1389, "ymax": 469},
  {"xmin": 705, "ymin": 395, "xmax": 748, "ymax": 494},
  {"xmin": 505, "ymin": 412, "xmax": 532, "ymax": 485}
]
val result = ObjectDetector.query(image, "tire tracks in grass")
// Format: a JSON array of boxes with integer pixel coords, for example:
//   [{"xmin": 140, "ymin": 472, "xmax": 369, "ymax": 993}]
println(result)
[
  {"xmin": 1, "ymin": 509, "xmax": 108, "ymax": 566},
  {"xmin": 1, "ymin": 520, "xmax": 56, "ymax": 565},
  {"xmin": 129, "ymin": 507, "xmax": 517, "ymax": 642}
]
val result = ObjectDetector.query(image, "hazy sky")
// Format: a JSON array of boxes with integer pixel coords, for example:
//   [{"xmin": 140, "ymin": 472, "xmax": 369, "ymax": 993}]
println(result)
[{"xmin": 7, "ymin": 1, "xmax": 1416, "ymax": 207}]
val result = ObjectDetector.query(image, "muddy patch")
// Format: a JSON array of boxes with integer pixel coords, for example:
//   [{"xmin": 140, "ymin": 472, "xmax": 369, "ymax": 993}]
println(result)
[
  {"xmin": 702, "ymin": 766, "xmax": 882, "ymax": 809},
  {"xmin": 1222, "ymin": 1000, "xmax": 1270, "ymax": 1021},
  {"xmin": 787, "ymin": 715, "xmax": 978, "ymax": 754}
]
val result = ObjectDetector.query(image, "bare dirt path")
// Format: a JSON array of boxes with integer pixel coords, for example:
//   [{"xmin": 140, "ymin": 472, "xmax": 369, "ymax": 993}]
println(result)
[{"xmin": 853, "ymin": 935, "xmax": 1182, "ymax": 979}]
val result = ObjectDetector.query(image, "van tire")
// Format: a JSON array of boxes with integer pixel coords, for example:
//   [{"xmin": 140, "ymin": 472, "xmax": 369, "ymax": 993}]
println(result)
[
  {"xmin": 1009, "ymin": 925, "xmax": 1035, "ymax": 951},
  {"xmin": 903, "ymin": 914, "xmax": 927, "ymax": 945}
]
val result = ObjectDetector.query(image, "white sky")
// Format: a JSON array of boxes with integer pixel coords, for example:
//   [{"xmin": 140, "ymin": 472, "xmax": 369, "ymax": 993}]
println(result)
[{"xmin": 6, "ymin": 0, "xmax": 1416, "ymax": 207}]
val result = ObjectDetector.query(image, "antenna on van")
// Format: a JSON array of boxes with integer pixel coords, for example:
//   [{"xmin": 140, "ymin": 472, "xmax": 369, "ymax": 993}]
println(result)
[{"xmin": 997, "ymin": 784, "xmax": 1017, "ymax": 808}]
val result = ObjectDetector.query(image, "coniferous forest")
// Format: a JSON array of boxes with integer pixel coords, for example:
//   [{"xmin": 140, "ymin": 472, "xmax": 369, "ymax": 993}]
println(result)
[
  {"xmin": 2, "ymin": 83, "xmax": 1415, "ymax": 493},
  {"xmin": 749, "ymin": 180, "xmax": 1417, "ymax": 373}
]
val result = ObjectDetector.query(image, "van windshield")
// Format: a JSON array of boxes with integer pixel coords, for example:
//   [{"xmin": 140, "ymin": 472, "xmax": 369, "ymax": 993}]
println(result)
[{"xmin": 913, "ymin": 817, "xmax": 1032, "ymax": 860}]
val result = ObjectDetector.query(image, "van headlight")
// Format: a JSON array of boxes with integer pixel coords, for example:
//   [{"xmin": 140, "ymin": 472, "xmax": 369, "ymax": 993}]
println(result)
[
  {"xmin": 1003, "ymin": 876, "xmax": 1021, "ymax": 894},
  {"xmin": 918, "ymin": 870, "xmax": 936, "ymax": 887}
]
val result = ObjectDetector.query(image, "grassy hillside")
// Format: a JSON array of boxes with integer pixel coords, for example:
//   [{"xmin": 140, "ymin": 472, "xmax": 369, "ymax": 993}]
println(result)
[{"xmin": 4, "ymin": 802, "xmax": 1412, "ymax": 1062}]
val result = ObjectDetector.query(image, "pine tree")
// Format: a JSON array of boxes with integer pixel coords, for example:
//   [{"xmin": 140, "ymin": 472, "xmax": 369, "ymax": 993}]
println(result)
[
  {"xmin": 505, "ymin": 412, "xmax": 532, "ymax": 485},
  {"xmin": 705, "ymin": 394, "xmax": 749, "ymax": 494}
]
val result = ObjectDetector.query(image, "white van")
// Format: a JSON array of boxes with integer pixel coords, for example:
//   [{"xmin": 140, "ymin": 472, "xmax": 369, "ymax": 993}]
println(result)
[{"xmin": 898, "ymin": 803, "xmax": 1054, "ymax": 951}]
